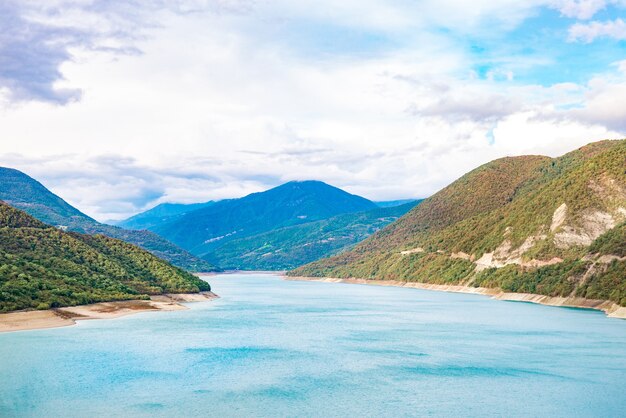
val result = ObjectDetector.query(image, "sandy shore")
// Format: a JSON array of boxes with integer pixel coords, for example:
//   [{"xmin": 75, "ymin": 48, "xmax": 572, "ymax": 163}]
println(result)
[
  {"xmin": 285, "ymin": 276, "xmax": 626, "ymax": 319},
  {"xmin": 0, "ymin": 292, "xmax": 219, "ymax": 333}
]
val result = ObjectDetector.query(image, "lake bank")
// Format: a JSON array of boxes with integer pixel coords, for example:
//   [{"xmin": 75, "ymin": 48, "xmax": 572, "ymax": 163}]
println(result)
[
  {"xmin": 0, "ymin": 292, "xmax": 219, "ymax": 333},
  {"xmin": 285, "ymin": 276, "xmax": 626, "ymax": 319}
]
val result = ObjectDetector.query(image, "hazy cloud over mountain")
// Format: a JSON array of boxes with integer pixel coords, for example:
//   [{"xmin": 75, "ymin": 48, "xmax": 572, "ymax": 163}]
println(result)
[{"xmin": 1, "ymin": 0, "xmax": 625, "ymax": 220}]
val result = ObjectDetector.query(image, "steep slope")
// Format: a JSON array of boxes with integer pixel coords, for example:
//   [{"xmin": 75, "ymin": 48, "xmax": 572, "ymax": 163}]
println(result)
[
  {"xmin": 0, "ymin": 202, "xmax": 210, "ymax": 312},
  {"xmin": 0, "ymin": 167, "xmax": 217, "ymax": 272},
  {"xmin": 290, "ymin": 140, "xmax": 626, "ymax": 307},
  {"xmin": 204, "ymin": 200, "xmax": 421, "ymax": 270},
  {"xmin": 116, "ymin": 201, "xmax": 215, "ymax": 230},
  {"xmin": 0, "ymin": 167, "xmax": 94, "ymax": 226},
  {"xmin": 154, "ymin": 180, "xmax": 377, "ymax": 255}
]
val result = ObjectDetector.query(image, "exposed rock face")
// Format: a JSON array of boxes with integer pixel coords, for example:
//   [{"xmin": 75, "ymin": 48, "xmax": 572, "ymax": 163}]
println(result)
[
  {"xmin": 549, "ymin": 196, "xmax": 621, "ymax": 249},
  {"xmin": 550, "ymin": 203, "xmax": 567, "ymax": 232},
  {"xmin": 554, "ymin": 210, "xmax": 617, "ymax": 249},
  {"xmin": 475, "ymin": 234, "xmax": 553, "ymax": 271},
  {"xmin": 400, "ymin": 247, "xmax": 424, "ymax": 255},
  {"xmin": 429, "ymin": 196, "xmax": 622, "ymax": 273},
  {"xmin": 450, "ymin": 251, "xmax": 471, "ymax": 260},
  {"xmin": 290, "ymin": 140, "xmax": 626, "ymax": 310},
  {"xmin": 521, "ymin": 257, "xmax": 564, "ymax": 268},
  {"xmin": 597, "ymin": 255, "xmax": 626, "ymax": 264},
  {"xmin": 589, "ymin": 175, "xmax": 626, "ymax": 202},
  {"xmin": 473, "ymin": 176, "xmax": 624, "ymax": 271},
  {"xmin": 475, "ymin": 252, "xmax": 500, "ymax": 271},
  {"xmin": 549, "ymin": 175, "xmax": 625, "ymax": 250}
]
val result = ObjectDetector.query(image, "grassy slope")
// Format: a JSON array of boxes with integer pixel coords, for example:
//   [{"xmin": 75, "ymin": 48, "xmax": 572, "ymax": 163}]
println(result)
[
  {"xmin": 0, "ymin": 202, "xmax": 210, "ymax": 312},
  {"xmin": 290, "ymin": 140, "xmax": 626, "ymax": 306},
  {"xmin": 0, "ymin": 167, "xmax": 217, "ymax": 272},
  {"xmin": 203, "ymin": 201, "xmax": 420, "ymax": 270}
]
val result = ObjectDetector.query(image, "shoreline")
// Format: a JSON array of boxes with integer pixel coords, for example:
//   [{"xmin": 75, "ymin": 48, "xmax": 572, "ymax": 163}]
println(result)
[
  {"xmin": 210, "ymin": 270, "xmax": 287, "ymax": 275},
  {"xmin": 0, "ymin": 291, "xmax": 219, "ymax": 333},
  {"xmin": 285, "ymin": 276, "xmax": 626, "ymax": 319}
]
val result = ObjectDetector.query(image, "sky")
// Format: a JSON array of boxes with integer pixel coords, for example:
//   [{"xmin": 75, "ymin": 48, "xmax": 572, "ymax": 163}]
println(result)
[{"xmin": 1, "ymin": 0, "xmax": 625, "ymax": 221}]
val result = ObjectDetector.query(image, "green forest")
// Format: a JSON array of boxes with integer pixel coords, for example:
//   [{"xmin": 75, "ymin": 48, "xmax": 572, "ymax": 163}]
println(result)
[
  {"xmin": 204, "ymin": 201, "xmax": 419, "ymax": 270},
  {"xmin": 0, "ymin": 166, "xmax": 217, "ymax": 272},
  {"xmin": 0, "ymin": 202, "xmax": 209, "ymax": 312},
  {"xmin": 290, "ymin": 140, "xmax": 626, "ymax": 307}
]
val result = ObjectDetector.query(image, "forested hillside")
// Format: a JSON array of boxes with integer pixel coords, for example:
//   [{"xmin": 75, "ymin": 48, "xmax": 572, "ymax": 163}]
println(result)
[
  {"xmin": 290, "ymin": 140, "xmax": 626, "ymax": 307},
  {"xmin": 204, "ymin": 201, "xmax": 420, "ymax": 270},
  {"xmin": 0, "ymin": 167, "xmax": 217, "ymax": 272},
  {"xmin": 153, "ymin": 180, "xmax": 378, "ymax": 255},
  {"xmin": 0, "ymin": 202, "xmax": 210, "ymax": 312}
]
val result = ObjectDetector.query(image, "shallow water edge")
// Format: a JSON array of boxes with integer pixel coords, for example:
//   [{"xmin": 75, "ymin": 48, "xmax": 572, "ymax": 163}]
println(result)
[
  {"xmin": 0, "ymin": 291, "xmax": 219, "ymax": 333},
  {"xmin": 285, "ymin": 275, "xmax": 626, "ymax": 319}
]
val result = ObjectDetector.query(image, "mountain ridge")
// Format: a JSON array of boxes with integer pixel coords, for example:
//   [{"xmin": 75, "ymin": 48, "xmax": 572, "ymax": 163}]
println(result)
[
  {"xmin": 153, "ymin": 180, "xmax": 378, "ymax": 255},
  {"xmin": 0, "ymin": 167, "xmax": 217, "ymax": 272},
  {"xmin": 0, "ymin": 202, "xmax": 210, "ymax": 312},
  {"xmin": 203, "ymin": 200, "xmax": 422, "ymax": 270},
  {"xmin": 289, "ymin": 140, "xmax": 626, "ymax": 308},
  {"xmin": 115, "ymin": 201, "xmax": 215, "ymax": 230}
]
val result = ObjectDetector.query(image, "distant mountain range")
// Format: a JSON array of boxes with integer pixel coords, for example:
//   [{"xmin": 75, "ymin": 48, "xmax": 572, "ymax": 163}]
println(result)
[
  {"xmin": 152, "ymin": 180, "xmax": 377, "ymax": 254},
  {"xmin": 0, "ymin": 202, "xmax": 210, "ymax": 312},
  {"xmin": 118, "ymin": 198, "xmax": 411, "ymax": 231},
  {"xmin": 374, "ymin": 199, "xmax": 417, "ymax": 208},
  {"xmin": 115, "ymin": 201, "xmax": 216, "ymax": 230},
  {"xmin": 0, "ymin": 167, "xmax": 217, "ymax": 272},
  {"xmin": 0, "ymin": 167, "xmax": 419, "ymax": 272},
  {"xmin": 204, "ymin": 201, "xmax": 421, "ymax": 270},
  {"xmin": 3, "ymin": 139, "xmax": 624, "ymax": 314},
  {"xmin": 117, "ymin": 180, "xmax": 419, "ymax": 270},
  {"xmin": 290, "ymin": 140, "xmax": 626, "ymax": 309}
]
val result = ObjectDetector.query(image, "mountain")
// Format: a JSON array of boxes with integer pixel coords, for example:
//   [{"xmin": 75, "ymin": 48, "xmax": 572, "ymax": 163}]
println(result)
[
  {"xmin": 153, "ymin": 180, "xmax": 378, "ymax": 256},
  {"xmin": 290, "ymin": 140, "xmax": 626, "ymax": 308},
  {"xmin": 0, "ymin": 202, "xmax": 210, "ymax": 312},
  {"xmin": 115, "ymin": 201, "xmax": 215, "ymax": 230},
  {"xmin": 374, "ymin": 199, "xmax": 418, "ymax": 208},
  {"xmin": 0, "ymin": 167, "xmax": 217, "ymax": 272},
  {"xmin": 204, "ymin": 200, "xmax": 421, "ymax": 270}
]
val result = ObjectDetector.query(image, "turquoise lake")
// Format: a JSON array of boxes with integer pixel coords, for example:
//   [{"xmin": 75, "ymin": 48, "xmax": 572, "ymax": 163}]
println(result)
[{"xmin": 1, "ymin": 273, "xmax": 625, "ymax": 417}]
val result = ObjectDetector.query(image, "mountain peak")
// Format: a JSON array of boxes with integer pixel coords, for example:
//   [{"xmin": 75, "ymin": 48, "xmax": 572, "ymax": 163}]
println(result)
[
  {"xmin": 272, "ymin": 180, "xmax": 341, "ymax": 191},
  {"xmin": 152, "ymin": 180, "xmax": 377, "ymax": 255},
  {"xmin": 263, "ymin": 180, "xmax": 373, "ymax": 204}
]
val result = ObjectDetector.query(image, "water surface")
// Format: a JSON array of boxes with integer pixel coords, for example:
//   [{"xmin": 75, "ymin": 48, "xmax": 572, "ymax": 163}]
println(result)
[{"xmin": 1, "ymin": 273, "xmax": 625, "ymax": 417}]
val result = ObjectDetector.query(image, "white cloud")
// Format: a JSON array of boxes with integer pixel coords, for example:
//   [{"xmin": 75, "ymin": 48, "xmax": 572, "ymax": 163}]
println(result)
[
  {"xmin": 568, "ymin": 18, "xmax": 626, "ymax": 42},
  {"xmin": 553, "ymin": 0, "xmax": 609, "ymax": 19},
  {"xmin": 0, "ymin": 1, "xmax": 625, "ymax": 221},
  {"xmin": 493, "ymin": 110, "xmax": 620, "ymax": 156},
  {"xmin": 566, "ymin": 76, "xmax": 626, "ymax": 130}
]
